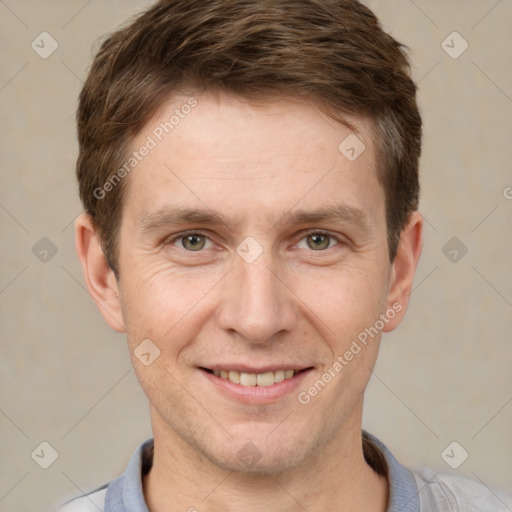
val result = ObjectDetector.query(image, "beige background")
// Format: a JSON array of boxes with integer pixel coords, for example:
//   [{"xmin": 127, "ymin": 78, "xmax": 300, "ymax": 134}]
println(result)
[{"xmin": 1, "ymin": 1, "xmax": 511, "ymax": 510}]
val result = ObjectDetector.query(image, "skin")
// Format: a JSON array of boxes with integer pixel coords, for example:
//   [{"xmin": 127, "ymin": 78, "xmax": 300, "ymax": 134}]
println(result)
[{"xmin": 76, "ymin": 91, "xmax": 422, "ymax": 512}]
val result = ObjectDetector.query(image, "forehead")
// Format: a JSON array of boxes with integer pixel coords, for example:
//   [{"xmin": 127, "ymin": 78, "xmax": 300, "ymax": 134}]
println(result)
[{"xmin": 121, "ymin": 91, "xmax": 384, "ymax": 228}]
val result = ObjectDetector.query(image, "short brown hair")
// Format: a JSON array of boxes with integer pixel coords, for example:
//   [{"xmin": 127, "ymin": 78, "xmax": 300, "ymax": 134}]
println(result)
[{"xmin": 77, "ymin": 0, "xmax": 421, "ymax": 274}]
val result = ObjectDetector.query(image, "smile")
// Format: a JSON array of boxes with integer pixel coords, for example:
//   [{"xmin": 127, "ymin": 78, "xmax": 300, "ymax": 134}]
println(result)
[
  {"xmin": 210, "ymin": 369, "xmax": 300, "ymax": 387},
  {"xmin": 200, "ymin": 366, "xmax": 313, "ymax": 404}
]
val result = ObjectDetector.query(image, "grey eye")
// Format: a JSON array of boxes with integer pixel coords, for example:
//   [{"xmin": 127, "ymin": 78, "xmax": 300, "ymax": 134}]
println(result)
[
  {"xmin": 181, "ymin": 234, "xmax": 206, "ymax": 251},
  {"xmin": 306, "ymin": 234, "xmax": 331, "ymax": 250}
]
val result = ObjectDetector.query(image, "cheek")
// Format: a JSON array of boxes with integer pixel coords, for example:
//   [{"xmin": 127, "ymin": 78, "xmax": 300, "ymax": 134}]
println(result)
[
  {"xmin": 298, "ymin": 267, "xmax": 388, "ymax": 412},
  {"xmin": 296, "ymin": 259, "xmax": 389, "ymax": 339},
  {"xmin": 119, "ymin": 263, "xmax": 223, "ymax": 351}
]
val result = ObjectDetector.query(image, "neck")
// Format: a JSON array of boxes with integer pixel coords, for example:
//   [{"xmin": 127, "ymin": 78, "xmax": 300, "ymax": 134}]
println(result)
[{"xmin": 143, "ymin": 416, "xmax": 388, "ymax": 512}]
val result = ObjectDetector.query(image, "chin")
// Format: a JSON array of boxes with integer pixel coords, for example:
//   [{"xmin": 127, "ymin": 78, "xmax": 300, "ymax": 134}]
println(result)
[{"xmin": 200, "ymin": 432, "xmax": 320, "ymax": 476}]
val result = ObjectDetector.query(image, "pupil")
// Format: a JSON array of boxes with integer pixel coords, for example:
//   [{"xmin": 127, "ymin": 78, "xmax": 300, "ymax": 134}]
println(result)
[
  {"xmin": 308, "ymin": 234, "xmax": 329, "ymax": 250},
  {"xmin": 184, "ymin": 235, "xmax": 204, "ymax": 251}
]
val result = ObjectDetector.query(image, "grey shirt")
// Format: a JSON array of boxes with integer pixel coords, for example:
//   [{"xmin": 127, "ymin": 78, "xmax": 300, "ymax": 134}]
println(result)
[{"xmin": 59, "ymin": 432, "xmax": 511, "ymax": 511}]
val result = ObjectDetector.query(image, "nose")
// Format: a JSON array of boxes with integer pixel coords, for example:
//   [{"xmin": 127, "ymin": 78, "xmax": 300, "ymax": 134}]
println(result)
[{"xmin": 216, "ymin": 253, "xmax": 298, "ymax": 345}]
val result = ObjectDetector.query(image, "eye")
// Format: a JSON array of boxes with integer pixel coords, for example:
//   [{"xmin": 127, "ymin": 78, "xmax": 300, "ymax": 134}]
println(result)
[
  {"xmin": 174, "ymin": 233, "xmax": 212, "ymax": 251},
  {"xmin": 297, "ymin": 232, "xmax": 339, "ymax": 251}
]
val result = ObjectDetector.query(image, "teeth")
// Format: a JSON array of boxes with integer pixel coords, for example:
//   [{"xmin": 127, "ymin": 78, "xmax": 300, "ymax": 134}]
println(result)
[
  {"xmin": 240, "ymin": 372, "xmax": 257, "ymax": 386},
  {"xmin": 274, "ymin": 370, "xmax": 285, "ymax": 383},
  {"xmin": 228, "ymin": 370, "xmax": 240, "ymax": 384},
  {"xmin": 213, "ymin": 369, "xmax": 300, "ymax": 386},
  {"xmin": 256, "ymin": 371, "xmax": 274, "ymax": 387}
]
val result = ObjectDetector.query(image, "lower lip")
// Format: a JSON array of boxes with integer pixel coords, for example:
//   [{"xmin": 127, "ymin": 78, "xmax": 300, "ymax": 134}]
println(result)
[{"xmin": 201, "ymin": 368, "xmax": 313, "ymax": 404}]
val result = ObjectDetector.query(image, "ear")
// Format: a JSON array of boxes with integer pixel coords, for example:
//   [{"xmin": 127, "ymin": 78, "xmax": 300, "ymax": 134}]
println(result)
[
  {"xmin": 74, "ymin": 213, "xmax": 126, "ymax": 333},
  {"xmin": 383, "ymin": 211, "xmax": 423, "ymax": 332}
]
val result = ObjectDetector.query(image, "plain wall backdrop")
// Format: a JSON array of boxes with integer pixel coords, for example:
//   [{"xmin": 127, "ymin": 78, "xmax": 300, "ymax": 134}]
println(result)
[{"xmin": 1, "ymin": 1, "xmax": 511, "ymax": 510}]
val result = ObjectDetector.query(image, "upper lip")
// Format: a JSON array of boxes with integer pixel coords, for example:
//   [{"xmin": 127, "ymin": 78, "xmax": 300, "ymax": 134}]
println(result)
[{"xmin": 201, "ymin": 364, "xmax": 313, "ymax": 373}]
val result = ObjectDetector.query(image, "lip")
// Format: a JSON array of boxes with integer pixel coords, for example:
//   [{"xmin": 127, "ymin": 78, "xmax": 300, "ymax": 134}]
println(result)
[
  {"xmin": 205, "ymin": 364, "xmax": 310, "ymax": 373},
  {"xmin": 200, "ymin": 367, "xmax": 314, "ymax": 404}
]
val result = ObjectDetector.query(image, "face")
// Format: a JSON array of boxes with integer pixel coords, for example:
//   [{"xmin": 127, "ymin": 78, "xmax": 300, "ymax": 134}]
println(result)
[{"xmin": 88, "ymin": 92, "xmax": 417, "ymax": 474}]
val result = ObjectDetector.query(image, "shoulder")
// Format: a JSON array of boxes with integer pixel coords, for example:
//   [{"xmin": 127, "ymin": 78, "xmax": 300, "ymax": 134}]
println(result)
[
  {"xmin": 57, "ymin": 484, "xmax": 108, "ymax": 512},
  {"xmin": 57, "ymin": 438, "xmax": 153, "ymax": 512},
  {"xmin": 412, "ymin": 467, "xmax": 512, "ymax": 512}
]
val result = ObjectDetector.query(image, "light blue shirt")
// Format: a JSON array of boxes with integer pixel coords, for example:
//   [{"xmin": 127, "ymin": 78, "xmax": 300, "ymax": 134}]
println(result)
[{"xmin": 59, "ymin": 432, "xmax": 511, "ymax": 511}]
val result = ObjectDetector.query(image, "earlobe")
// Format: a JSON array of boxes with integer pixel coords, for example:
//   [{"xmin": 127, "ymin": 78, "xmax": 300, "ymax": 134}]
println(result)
[
  {"xmin": 383, "ymin": 211, "xmax": 423, "ymax": 332},
  {"xmin": 74, "ymin": 213, "xmax": 126, "ymax": 333}
]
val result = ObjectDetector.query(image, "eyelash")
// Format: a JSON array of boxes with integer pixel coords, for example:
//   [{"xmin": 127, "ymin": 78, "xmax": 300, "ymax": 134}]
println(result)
[
  {"xmin": 166, "ymin": 230, "xmax": 214, "ymax": 251},
  {"xmin": 166, "ymin": 229, "xmax": 343, "ymax": 252},
  {"xmin": 296, "ymin": 230, "xmax": 342, "ymax": 251}
]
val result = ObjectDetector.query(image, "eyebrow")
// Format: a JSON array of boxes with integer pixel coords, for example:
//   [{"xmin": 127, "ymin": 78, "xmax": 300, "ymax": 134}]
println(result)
[
  {"xmin": 276, "ymin": 205, "xmax": 369, "ymax": 231},
  {"xmin": 139, "ymin": 208, "xmax": 240, "ymax": 234},
  {"xmin": 138, "ymin": 204, "xmax": 369, "ymax": 234}
]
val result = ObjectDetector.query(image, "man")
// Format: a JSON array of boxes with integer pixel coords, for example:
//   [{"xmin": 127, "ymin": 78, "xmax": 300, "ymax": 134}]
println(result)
[{"xmin": 64, "ymin": 0, "xmax": 510, "ymax": 510}]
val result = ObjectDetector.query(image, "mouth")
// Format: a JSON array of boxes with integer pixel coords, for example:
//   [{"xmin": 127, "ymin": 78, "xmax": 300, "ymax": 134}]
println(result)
[{"xmin": 201, "ymin": 368, "xmax": 309, "ymax": 387}]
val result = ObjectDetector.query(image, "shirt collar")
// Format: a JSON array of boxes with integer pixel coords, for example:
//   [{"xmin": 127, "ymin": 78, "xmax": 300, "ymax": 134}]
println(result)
[
  {"xmin": 363, "ymin": 431, "xmax": 420, "ymax": 511},
  {"xmin": 105, "ymin": 432, "xmax": 420, "ymax": 512},
  {"xmin": 104, "ymin": 439, "xmax": 152, "ymax": 512}
]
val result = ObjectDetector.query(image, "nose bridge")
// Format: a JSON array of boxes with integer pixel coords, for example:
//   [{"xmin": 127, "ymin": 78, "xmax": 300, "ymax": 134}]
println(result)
[{"xmin": 217, "ymin": 251, "xmax": 296, "ymax": 343}]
